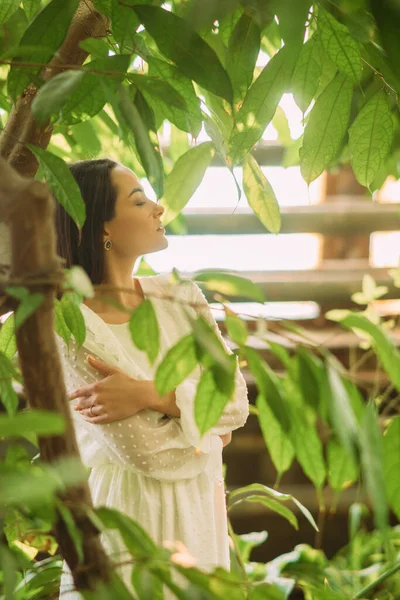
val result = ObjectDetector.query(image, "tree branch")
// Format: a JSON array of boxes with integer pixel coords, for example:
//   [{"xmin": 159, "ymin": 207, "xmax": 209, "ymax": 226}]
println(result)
[{"xmin": 0, "ymin": 0, "xmax": 108, "ymax": 177}]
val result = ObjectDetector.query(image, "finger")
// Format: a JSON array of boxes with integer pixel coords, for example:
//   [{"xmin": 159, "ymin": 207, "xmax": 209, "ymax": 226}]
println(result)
[
  {"xmin": 82, "ymin": 413, "xmax": 108, "ymax": 424},
  {"xmin": 73, "ymin": 397, "xmax": 93, "ymax": 411},
  {"xmin": 78, "ymin": 404, "xmax": 101, "ymax": 418},
  {"xmin": 87, "ymin": 355, "xmax": 119, "ymax": 376},
  {"xmin": 69, "ymin": 384, "xmax": 95, "ymax": 400}
]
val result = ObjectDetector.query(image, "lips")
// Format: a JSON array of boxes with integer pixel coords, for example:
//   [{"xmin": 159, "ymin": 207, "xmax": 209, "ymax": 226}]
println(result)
[{"xmin": 156, "ymin": 225, "xmax": 164, "ymax": 232}]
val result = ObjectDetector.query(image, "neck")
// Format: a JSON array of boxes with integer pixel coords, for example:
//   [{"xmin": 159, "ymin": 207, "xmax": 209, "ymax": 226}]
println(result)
[{"xmin": 94, "ymin": 256, "xmax": 142, "ymax": 310}]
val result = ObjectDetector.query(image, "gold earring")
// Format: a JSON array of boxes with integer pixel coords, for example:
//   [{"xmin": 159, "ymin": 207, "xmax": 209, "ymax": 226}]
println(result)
[{"xmin": 104, "ymin": 239, "xmax": 112, "ymax": 250}]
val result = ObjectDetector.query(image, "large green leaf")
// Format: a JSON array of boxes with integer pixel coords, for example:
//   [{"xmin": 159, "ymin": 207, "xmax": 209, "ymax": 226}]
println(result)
[
  {"xmin": 161, "ymin": 142, "xmax": 214, "ymax": 225},
  {"xmin": 147, "ymin": 56, "xmax": 202, "ymax": 136},
  {"xmin": 97, "ymin": 507, "xmax": 157, "ymax": 557},
  {"xmin": 329, "ymin": 311, "xmax": 400, "ymax": 393},
  {"xmin": 57, "ymin": 502, "xmax": 84, "ymax": 564},
  {"xmin": 230, "ymin": 494, "xmax": 299, "ymax": 530},
  {"xmin": 28, "ymin": 145, "xmax": 86, "ymax": 230},
  {"xmin": 327, "ymin": 439, "xmax": 358, "ymax": 492},
  {"xmin": 0, "ymin": 314, "xmax": 17, "ymax": 359},
  {"xmin": 242, "ymin": 153, "xmax": 281, "ymax": 234},
  {"xmin": 295, "ymin": 348, "xmax": 323, "ymax": 414},
  {"xmin": 225, "ymin": 313, "xmax": 248, "ymax": 346},
  {"xmin": 256, "ymin": 393, "xmax": 295, "ymax": 478},
  {"xmin": 23, "ymin": 0, "xmax": 45, "ymax": 22},
  {"xmin": 229, "ymin": 482, "xmax": 318, "ymax": 531},
  {"xmin": 129, "ymin": 299, "xmax": 159, "ymax": 365},
  {"xmin": 228, "ymin": 45, "xmax": 290, "ymax": 166},
  {"xmin": 59, "ymin": 55, "xmax": 131, "ymax": 125},
  {"xmin": 54, "ymin": 299, "xmax": 71, "ymax": 345},
  {"xmin": 0, "ymin": 0, "xmax": 20, "ymax": 25},
  {"xmin": 32, "ymin": 70, "xmax": 84, "ymax": 125},
  {"xmin": 155, "ymin": 334, "xmax": 198, "ymax": 395},
  {"xmin": 325, "ymin": 361, "xmax": 358, "ymax": 462},
  {"xmin": 61, "ymin": 295, "xmax": 86, "ymax": 350},
  {"xmin": 300, "ymin": 73, "xmax": 353, "ymax": 183},
  {"xmin": 194, "ymin": 369, "xmax": 231, "ymax": 435},
  {"xmin": 193, "ymin": 270, "xmax": 265, "ymax": 303},
  {"xmin": 226, "ymin": 13, "xmax": 261, "ymax": 103},
  {"xmin": 111, "ymin": 0, "xmax": 139, "ymax": 52},
  {"xmin": 359, "ymin": 402, "xmax": 389, "ymax": 533},
  {"xmin": 249, "ymin": 584, "xmax": 286, "ymax": 600},
  {"xmin": 7, "ymin": 0, "xmax": 80, "ymax": 99},
  {"xmin": 0, "ymin": 409, "xmax": 65, "ymax": 437},
  {"xmin": 291, "ymin": 35, "xmax": 323, "ymax": 113},
  {"xmin": 318, "ymin": 9, "xmax": 362, "ymax": 83},
  {"xmin": 245, "ymin": 347, "xmax": 290, "ymax": 431},
  {"xmin": 349, "ymin": 90, "xmax": 394, "ymax": 187},
  {"xmin": 0, "ymin": 351, "xmax": 18, "ymax": 416},
  {"xmin": 273, "ymin": 0, "xmax": 311, "ymax": 50},
  {"xmin": 133, "ymin": 5, "xmax": 233, "ymax": 102},
  {"xmin": 383, "ymin": 415, "xmax": 400, "ymax": 519},
  {"xmin": 129, "ymin": 74, "xmax": 187, "ymax": 111},
  {"xmin": 290, "ymin": 410, "xmax": 326, "ymax": 489},
  {"xmin": 117, "ymin": 85, "xmax": 164, "ymax": 198}
]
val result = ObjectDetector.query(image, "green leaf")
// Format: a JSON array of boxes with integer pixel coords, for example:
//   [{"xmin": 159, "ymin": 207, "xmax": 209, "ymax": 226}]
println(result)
[
  {"xmin": 300, "ymin": 73, "xmax": 353, "ymax": 183},
  {"xmin": 329, "ymin": 312, "xmax": 400, "ymax": 393},
  {"xmin": 225, "ymin": 313, "xmax": 248, "ymax": 346},
  {"xmin": 327, "ymin": 439, "xmax": 358, "ymax": 492},
  {"xmin": 325, "ymin": 361, "xmax": 358, "ymax": 461},
  {"xmin": 318, "ymin": 9, "xmax": 362, "ymax": 83},
  {"xmin": 54, "ymin": 299, "xmax": 71, "ymax": 345},
  {"xmin": 249, "ymin": 583, "xmax": 286, "ymax": 600},
  {"xmin": 7, "ymin": 0, "xmax": 80, "ymax": 99},
  {"xmin": 32, "ymin": 70, "xmax": 85, "ymax": 124},
  {"xmin": 295, "ymin": 348, "xmax": 323, "ymax": 413},
  {"xmin": 383, "ymin": 415, "xmax": 400, "ymax": 519},
  {"xmin": 228, "ymin": 45, "xmax": 290, "ymax": 166},
  {"xmin": 147, "ymin": 56, "xmax": 202, "ymax": 136},
  {"xmin": 97, "ymin": 507, "xmax": 157, "ymax": 557},
  {"xmin": 242, "ymin": 153, "xmax": 281, "ymax": 234},
  {"xmin": 290, "ymin": 412, "xmax": 326, "ymax": 488},
  {"xmin": 117, "ymin": 85, "xmax": 164, "ymax": 198},
  {"xmin": 27, "ymin": 146, "xmax": 86, "ymax": 230},
  {"xmin": 0, "ymin": 314, "xmax": 17, "ymax": 359},
  {"xmin": 245, "ymin": 347, "xmax": 290, "ymax": 431},
  {"xmin": 229, "ymin": 482, "xmax": 318, "ymax": 531},
  {"xmin": 79, "ymin": 37, "xmax": 110, "ymax": 58},
  {"xmin": 0, "ymin": 409, "xmax": 65, "ymax": 437},
  {"xmin": 194, "ymin": 369, "xmax": 231, "ymax": 435},
  {"xmin": 257, "ymin": 393, "xmax": 295, "ymax": 478},
  {"xmin": 129, "ymin": 300, "xmax": 159, "ymax": 365},
  {"xmin": 191, "ymin": 317, "xmax": 235, "ymax": 391},
  {"xmin": 71, "ymin": 120, "xmax": 102, "ymax": 156},
  {"xmin": 359, "ymin": 402, "xmax": 389, "ymax": 532},
  {"xmin": 155, "ymin": 334, "xmax": 198, "ymax": 395},
  {"xmin": 193, "ymin": 270, "xmax": 265, "ymax": 303},
  {"xmin": 291, "ymin": 35, "xmax": 323, "ymax": 113},
  {"xmin": 133, "ymin": 5, "xmax": 233, "ymax": 102},
  {"xmin": 161, "ymin": 142, "xmax": 214, "ymax": 225},
  {"xmin": 0, "ymin": 0, "xmax": 20, "ymax": 25},
  {"xmin": 226, "ymin": 13, "xmax": 261, "ymax": 103},
  {"xmin": 59, "ymin": 54, "xmax": 131, "ymax": 125},
  {"xmin": 0, "ymin": 351, "xmax": 19, "ymax": 416},
  {"xmin": 273, "ymin": 0, "xmax": 310, "ymax": 50},
  {"xmin": 22, "ymin": 0, "xmax": 43, "ymax": 22},
  {"xmin": 132, "ymin": 567, "xmax": 164, "ymax": 600},
  {"xmin": 57, "ymin": 502, "xmax": 84, "ymax": 564},
  {"xmin": 111, "ymin": 0, "xmax": 139, "ymax": 52},
  {"xmin": 349, "ymin": 90, "xmax": 394, "ymax": 187},
  {"xmin": 231, "ymin": 494, "xmax": 299, "ymax": 530},
  {"xmin": 61, "ymin": 296, "xmax": 86, "ymax": 350},
  {"xmin": 5, "ymin": 287, "xmax": 44, "ymax": 329}
]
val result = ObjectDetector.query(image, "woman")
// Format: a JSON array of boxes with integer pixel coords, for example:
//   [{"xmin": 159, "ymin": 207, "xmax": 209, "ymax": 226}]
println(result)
[{"xmin": 55, "ymin": 158, "xmax": 249, "ymax": 598}]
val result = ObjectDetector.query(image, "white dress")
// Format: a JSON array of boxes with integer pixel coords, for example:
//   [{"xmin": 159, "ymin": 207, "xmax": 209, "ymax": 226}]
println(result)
[{"xmin": 57, "ymin": 274, "xmax": 249, "ymax": 598}]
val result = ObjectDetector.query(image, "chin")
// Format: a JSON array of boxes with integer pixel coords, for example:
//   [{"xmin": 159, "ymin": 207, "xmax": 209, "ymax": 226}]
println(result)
[{"xmin": 147, "ymin": 237, "xmax": 168, "ymax": 254}]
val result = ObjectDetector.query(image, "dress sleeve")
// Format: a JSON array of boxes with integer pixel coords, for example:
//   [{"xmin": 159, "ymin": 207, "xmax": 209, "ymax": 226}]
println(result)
[
  {"xmin": 173, "ymin": 281, "xmax": 249, "ymax": 452},
  {"xmin": 56, "ymin": 334, "xmax": 210, "ymax": 482}
]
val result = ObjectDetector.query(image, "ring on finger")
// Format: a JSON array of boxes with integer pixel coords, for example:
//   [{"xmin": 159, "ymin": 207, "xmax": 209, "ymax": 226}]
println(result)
[{"xmin": 90, "ymin": 404, "xmax": 95, "ymax": 417}]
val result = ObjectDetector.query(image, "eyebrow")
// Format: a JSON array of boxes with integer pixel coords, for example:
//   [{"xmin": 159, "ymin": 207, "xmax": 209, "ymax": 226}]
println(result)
[{"xmin": 129, "ymin": 187, "xmax": 144, "ymax": 197}]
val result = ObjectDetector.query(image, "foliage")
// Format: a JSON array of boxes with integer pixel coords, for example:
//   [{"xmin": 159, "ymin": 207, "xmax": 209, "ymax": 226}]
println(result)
[{"xmin": 1, "ymin": 0, "xmax": 400, "ymax": 598}]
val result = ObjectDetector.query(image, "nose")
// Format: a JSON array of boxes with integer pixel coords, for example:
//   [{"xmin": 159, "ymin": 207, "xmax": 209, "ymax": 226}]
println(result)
[{"xmin": 155, "ymin": 202, "xmax": 164, "ymax": 217}]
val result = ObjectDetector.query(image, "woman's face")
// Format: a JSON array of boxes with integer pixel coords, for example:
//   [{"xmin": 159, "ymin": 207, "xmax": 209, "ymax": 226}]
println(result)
[{"xmin": 104, "ymin": 165, "xmax": 167, "ymax": 258}]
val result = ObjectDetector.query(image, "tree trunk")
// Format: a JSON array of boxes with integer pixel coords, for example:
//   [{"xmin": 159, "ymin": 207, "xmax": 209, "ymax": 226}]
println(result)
[{"xmin": 0, "ymin": 158, "xmax": 115, "ymax": 592}]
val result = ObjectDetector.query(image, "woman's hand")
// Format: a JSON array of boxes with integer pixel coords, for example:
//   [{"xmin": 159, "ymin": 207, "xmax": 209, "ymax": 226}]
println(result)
[
  {"xmin": 69, "ymin": 355, "xmax": 148, "ymax": 424},
  {"xmin": 220, "ymin": 433, "xmax": 232, "ymax": 447}
]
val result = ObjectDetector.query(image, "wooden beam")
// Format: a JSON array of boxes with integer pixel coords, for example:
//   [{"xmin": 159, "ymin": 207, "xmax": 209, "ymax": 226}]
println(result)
[
  {"xmin": 185, "ymin": 264, "xmax": 398, "ymax": 305},
  {"xmin": 167, "ymin": 199, "xmax": 400, "ymax": 235}
]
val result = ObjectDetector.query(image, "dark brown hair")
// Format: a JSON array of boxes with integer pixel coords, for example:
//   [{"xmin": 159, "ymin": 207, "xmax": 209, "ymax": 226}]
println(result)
[{"xmin": 55, "ymin": 158, "xmax": 118, "ymax": 285}]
